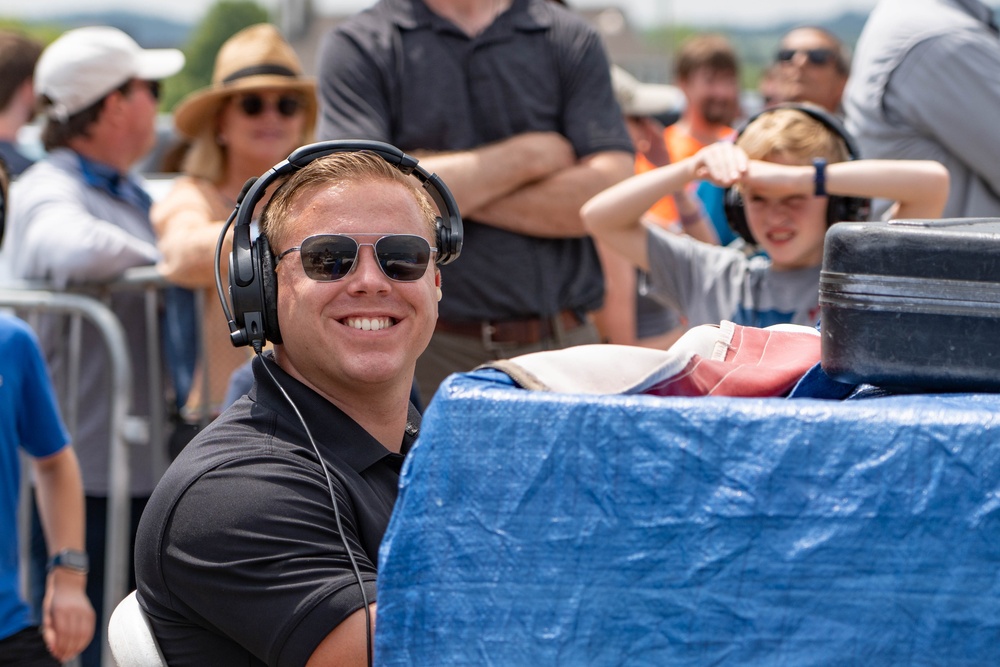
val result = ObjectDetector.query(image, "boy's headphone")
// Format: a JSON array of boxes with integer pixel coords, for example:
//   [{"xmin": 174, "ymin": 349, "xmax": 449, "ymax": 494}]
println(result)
[
  {"xmin": 215, "ymin": 140, "xmax": 463, "ymax": 351},
  {"xmin": 723, "ymin": 103, "xmax": 870, "ymax": 245}
]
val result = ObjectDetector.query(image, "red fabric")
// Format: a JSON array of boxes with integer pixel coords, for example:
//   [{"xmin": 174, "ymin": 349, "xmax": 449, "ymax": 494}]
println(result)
[{"xmin": 642, "ymin": 324, "xmax": 821, "ymax": 398}]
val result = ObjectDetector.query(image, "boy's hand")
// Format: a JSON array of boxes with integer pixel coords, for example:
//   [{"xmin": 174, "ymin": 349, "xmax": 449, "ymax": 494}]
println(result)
[
  {"xmin": 691, "ymin": 142, "xmax": 749, "ymax": 187},
  {"xmin": 42, "ymin": 568, "xmax": 95, "ymax": 662}
]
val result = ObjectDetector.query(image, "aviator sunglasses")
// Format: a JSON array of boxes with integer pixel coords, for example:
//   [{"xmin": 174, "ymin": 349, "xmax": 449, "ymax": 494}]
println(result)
[
  {"xmin": 776, "ymin": 48, "xmax": 836, "ymax": 66},
  {"xmin": 235, "ymin": 93, "xmax": 303, "ymax": 118},
  {"xmin": 276, "ymin": 233, "xmax": 436, "ymax": 282}
]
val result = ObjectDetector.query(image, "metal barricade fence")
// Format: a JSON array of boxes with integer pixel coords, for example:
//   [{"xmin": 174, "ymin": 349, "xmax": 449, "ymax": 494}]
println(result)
[{"xmin": 2, "ymin": 266, "xmax": 207, "ymax": 667}]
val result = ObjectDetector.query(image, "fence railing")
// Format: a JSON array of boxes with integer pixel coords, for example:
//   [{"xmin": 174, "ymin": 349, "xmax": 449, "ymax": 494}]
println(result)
[{"xmin": 2, "ymin": 266, "xmax": 207, "ymax": 667}]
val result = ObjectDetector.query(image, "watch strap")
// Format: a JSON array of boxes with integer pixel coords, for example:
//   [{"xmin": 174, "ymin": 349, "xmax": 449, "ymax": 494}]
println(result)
[
  {"xmin": 813, "ymin": 157, "xmax": 828, "ymax": 197},
  {"xmin": 47, "ymin": 548, "xmax": 89, "ymax": 574}
]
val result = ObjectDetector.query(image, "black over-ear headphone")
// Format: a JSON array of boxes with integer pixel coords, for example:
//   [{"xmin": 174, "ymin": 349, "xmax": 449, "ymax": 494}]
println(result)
[
  {"xmin": 214, "ymin": 140, "xmax": 463, "ymax": 352},
  {"xmin": 723, "ymin": 103, "xmax": 870, "ymax": 245}
]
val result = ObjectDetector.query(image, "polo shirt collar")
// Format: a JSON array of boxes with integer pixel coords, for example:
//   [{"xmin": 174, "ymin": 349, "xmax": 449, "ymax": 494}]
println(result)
[
  {"xmin": 75, "ymin": 152, "xmax": 153, "ymax": 214},
  {"xmin": 251, "ymin": 353, "xmax": 419, "ymax": 472},
  {"xmin": 386, "ymin": 0, "xmax": 552, "ymax": 33}
]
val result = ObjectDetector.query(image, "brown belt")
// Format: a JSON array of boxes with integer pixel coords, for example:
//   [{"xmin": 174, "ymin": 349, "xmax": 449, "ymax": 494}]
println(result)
[{"xmin": 435, "ymin": 309, "xmax": 585, "ymax": 346}]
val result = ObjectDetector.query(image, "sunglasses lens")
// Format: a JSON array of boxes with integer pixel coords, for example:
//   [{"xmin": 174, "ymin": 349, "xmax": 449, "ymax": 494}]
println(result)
[
  {"xmin": 807, "ymin": 49, "xmax": 834, "ymax": 65},
  {"xmin": 239, "ymin": 95, "xmax": 264, "ymax": 116},
  {"xmin": 277, "ymin": 96, "xmax": 302, "ymax": 117},
  {"xmin": 299, "ymin": 235, "xmax": 358, "ymax": 281},
  {"xmin": 375, "ymin": 235, "xmax": 431, "ymax": 281},
  {"xmin": 777, "ymin": 48, "xmax": 834, "ymax": 65},
  {"xmin": 295, "ymin": 234, "xmax": 432, "ymax": 282}
]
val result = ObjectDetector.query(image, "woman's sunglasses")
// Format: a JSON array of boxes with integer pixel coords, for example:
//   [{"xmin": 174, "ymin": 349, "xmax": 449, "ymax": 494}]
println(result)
[
  {"xmin": 775, "ymin": 48, "xmax": 836, "ymax": 66},
  {"xmin": 276, "ymin": 234, "xmax": 436, "ymax": 282},
  {"xmin": 235, "ymin": 93, "xmax": 303, "ymax": 118}
]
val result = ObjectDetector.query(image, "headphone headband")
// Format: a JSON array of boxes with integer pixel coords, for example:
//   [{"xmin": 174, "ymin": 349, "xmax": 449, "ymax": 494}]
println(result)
[
  {"xmin": 217, "ymin": 140, "xmax": 464, "ymax": 350},
  {"xmin": 733, "ymin": 103, "xmax": 861, "ymax": 161},
  {"xmin": 724, "ymin": 103, "xmax": 870, "ymax": 245}
]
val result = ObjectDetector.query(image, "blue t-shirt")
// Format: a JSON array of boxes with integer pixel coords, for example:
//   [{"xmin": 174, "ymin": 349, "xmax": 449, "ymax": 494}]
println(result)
[
  {"xmin": 0, "ymin": 314, "xmax": 70, "ymax": 640},
  {"xmin": 695, "ymin": 181, "xmax": 740, "ymax": 247}
]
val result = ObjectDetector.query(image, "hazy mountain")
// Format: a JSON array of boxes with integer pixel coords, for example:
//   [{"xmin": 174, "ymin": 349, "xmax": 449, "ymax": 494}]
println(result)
[{"xmin": 20, "ymin": 10, "xmax": 192, "ymax": 48}]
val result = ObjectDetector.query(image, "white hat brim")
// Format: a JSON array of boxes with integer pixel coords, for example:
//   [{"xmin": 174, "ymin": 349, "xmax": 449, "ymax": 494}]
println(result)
[{"xmin": 134, "ymin": 49, "xmax": 186, "ymax": 81}]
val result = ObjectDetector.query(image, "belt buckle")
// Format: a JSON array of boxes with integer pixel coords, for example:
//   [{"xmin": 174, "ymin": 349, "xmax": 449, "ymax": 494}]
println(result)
[{"xmin": 480, "ymin": 321, "xmax": 500, "ymax": 352}]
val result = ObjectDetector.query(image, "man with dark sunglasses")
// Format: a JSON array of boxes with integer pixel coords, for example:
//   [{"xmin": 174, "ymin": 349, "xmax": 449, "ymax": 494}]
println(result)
[
  {"xmin": 772, "ymin": 26, "xmax": 850, "ymax": 114},
  {"xmin": 136, "ymin": 150, "xmax": 440, "ymax": 665},
  {"xmin": 0, "ymin": 25, "xmax": 183, "ymax": 667},
  {"xmin": 316, "ymin": 0, "xmax": 635, "ymax": 405}
]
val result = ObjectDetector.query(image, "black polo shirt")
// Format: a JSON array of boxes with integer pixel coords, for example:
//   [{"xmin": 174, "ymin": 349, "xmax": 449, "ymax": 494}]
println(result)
[
  {"xmin": 317, "ymin": 0, "xmax": 634, "ymax": 321},
  {"xmin": 135, "ymin": 353, "xmax": 418, "ymax": 667}
]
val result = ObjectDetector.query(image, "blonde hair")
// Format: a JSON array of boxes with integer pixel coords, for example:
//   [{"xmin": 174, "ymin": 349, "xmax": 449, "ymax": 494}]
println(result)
[
  {"xmin": 260, "ymin": 151, "xmax": 437, "ymax": 248},
  {"xmin": 736, "ymin": 107, "xmax": 850, "ymax": 165}
]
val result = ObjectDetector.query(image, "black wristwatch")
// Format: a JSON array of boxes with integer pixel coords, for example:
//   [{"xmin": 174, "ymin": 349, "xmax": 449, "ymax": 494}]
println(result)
[{"xmin": 47, "ymin": 549, "xmax": 89, "ymax": 574}]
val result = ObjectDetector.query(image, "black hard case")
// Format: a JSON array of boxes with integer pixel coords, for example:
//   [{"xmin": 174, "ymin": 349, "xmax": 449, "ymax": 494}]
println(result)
[{"xmin": 819, "ymin": 218, "xmax": 1000, "ymax": 392}]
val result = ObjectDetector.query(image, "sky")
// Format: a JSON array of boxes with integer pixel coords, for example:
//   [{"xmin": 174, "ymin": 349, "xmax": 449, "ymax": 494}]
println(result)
[{"xmin": 4, "ymin": 0, "xmax": 884, "ymax": 29}]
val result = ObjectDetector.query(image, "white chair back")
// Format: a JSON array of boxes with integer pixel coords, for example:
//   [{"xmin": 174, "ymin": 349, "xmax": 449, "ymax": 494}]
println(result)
[{"xmin": 107, "ymin": 590, "xmax": 167, "ymax": 667}]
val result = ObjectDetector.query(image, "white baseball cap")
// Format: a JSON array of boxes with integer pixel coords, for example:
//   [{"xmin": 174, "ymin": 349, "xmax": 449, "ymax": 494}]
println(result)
[{"xmin": 35, "ymin": 26, "xmax": 185, "ymax": 122}]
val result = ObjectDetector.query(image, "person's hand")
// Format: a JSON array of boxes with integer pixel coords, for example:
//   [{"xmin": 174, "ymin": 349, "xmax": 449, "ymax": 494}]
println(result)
[
  {"xmin": 691, "ymin": 142, "xmax": 749, "ymax": 187},
  {"xmin": 631, "ymin": 116, "xmax": 671, "ymax": 166},
  {"xmin": 42, "ymin": 568, "xmax": 96, "ymax": 662}
]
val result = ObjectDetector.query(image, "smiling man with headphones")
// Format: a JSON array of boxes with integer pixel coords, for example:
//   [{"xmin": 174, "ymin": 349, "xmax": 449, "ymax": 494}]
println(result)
[
  {"xmin": 582, "ymin": 104, "xmax": 949, "ymax": 329},
  {"xmin": 134, "ymin": 142, "xmax": 461, "ymax": 666}
]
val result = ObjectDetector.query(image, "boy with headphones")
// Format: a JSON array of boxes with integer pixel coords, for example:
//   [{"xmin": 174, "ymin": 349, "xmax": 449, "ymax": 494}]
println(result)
[
  {"xmin": 135, "ymin": 145, "xmax": 458, "ymax": 665},
  {"xmin": 582, "ymin": 105, "xmax": 949, "ymax": 328}
]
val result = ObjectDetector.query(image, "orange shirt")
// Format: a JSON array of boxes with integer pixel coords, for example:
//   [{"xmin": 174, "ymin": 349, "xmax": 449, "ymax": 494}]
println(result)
[
  {"xmin": 634, "ymin": 152, "xmax": 679, "ymax": 225},
  {"xmin": 663, "ymin": 123, "xmax": 735, "ymax": 162}
]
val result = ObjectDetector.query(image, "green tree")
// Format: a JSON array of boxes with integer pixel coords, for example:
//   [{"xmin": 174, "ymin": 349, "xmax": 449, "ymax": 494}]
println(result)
[
  {"xmin": 0, "ymin": 19, "xmax": 66, "ymax": 45},
  {"xmin": 161, "ymin": 1, "xmax": 271, "ymax": 111}
]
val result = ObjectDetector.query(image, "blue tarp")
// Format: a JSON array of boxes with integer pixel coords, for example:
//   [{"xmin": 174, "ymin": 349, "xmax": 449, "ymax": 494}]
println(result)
[{"xmin": 376, "ymin": 369, "xmax": 1000, "ymax": 666}]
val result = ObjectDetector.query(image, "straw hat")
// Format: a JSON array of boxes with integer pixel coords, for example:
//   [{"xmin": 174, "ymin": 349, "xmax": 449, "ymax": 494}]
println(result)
[{"xmin": 172, "ymin": 23, "xmax": 316, "ymax": 139}]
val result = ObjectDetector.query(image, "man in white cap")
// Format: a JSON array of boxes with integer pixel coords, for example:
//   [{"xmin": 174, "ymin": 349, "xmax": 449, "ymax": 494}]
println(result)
[{"xmin": 0, "ymin": 25, "xmax": 183, "ymax": 667}]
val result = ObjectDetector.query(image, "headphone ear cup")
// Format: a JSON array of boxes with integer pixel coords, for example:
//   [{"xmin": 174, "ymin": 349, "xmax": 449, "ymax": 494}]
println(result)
[
  {"xmin": 844, "ymin": 196, "xmax": 870, "ymax": 223},
  {"xmin": 826, "ymin": 195, "xmax": 844, "ymax": 227},
  {"xmin": 825, "ymin": 195, "xmax": 869, "ymax": 227},
  {"xmin": 723, "ymin": 186, "xmax": 755, "ymax": 245},
  {"xmin": 257, "ymin": 235, "xmax": 282, "ymax": 345}
]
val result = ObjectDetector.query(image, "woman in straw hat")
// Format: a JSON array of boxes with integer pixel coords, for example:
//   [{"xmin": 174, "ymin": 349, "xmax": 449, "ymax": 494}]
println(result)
[{"xmin": 152, "ymin": 23, "xmax": 316, "ymax": 420}]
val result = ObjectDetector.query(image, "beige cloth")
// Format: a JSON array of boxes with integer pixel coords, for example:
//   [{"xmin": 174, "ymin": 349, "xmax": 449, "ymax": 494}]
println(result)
[{"xmin": 152, "ymin": 175, "xmax": 253, "ymax": 417}]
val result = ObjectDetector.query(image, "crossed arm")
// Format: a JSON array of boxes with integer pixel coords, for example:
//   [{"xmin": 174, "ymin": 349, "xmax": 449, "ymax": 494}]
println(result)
[{"xmin": 415, "ymin": 133, "xmax": 634, "ymax": 238}]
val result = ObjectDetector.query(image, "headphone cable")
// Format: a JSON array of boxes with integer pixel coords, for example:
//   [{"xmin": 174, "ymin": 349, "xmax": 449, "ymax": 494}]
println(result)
[{"xmin": 256, "ymin": 352, "xmax": 374, "ymax": 667}]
